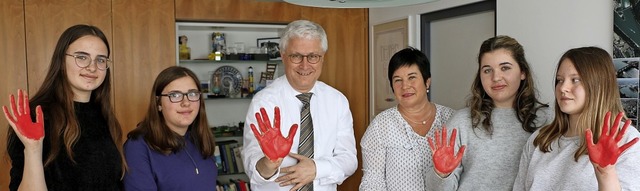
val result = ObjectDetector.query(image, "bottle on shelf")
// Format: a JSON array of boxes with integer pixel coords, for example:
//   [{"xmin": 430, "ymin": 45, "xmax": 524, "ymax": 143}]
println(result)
[
  {"xmin": 248, "ymin": 66, "xmax": 254, "ymax": 94},
  {"xmin": 211, "ymin": 71, "xmax": 222, "ymax": 95},
  {"xmin": 241, "ymin": 79, "xmax": 249, "ymax": 98}
]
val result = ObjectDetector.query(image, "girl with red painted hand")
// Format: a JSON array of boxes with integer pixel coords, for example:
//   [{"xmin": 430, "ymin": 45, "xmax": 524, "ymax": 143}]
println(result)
[
  {"xmin": 3, "ymin": 25, "xmax": 125, "ymax": 190},
  {"xmin": 425, "ymin": 36, "xmax": 552, "ymax": 191},
  {"xmin": 513, "ymin": 47, "xmax": 640, "ymax": 191}
]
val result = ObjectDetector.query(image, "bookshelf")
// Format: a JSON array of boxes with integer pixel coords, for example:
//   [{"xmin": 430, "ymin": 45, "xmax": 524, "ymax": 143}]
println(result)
[{"xmin": 176, "ymin": 22, "xmax": 287, "ymax": 189}]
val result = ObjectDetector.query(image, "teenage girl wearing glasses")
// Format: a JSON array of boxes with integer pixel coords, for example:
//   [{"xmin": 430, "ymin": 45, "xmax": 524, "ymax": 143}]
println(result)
[
  {"xmin": 123, "ymin": 66, "xmax": 218, "ymax": 190},
  {"xmin": 3, "ymin": 24, "xmax": 125, "ymax": 190}
]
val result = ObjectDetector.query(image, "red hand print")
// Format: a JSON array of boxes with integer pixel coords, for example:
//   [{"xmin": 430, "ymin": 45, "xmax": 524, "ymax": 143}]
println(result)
[
  {"xmin": 428, "ymin": 126, "xmax": 465, "ymax": 175},
  {"xmin": 250, "ymin": 107, "xmax": 298, "ymax": 162},
  {"xmin": 586, "ymin": 111, "xmax": 639, "ymax": 168},
  {"xmin": 2, "ymin": 89, "xmax": 44, "ymax": 140}
]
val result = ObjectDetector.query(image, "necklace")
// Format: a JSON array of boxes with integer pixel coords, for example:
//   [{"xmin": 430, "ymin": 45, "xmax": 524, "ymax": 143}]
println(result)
[
  {"xmin": 184, "ymin": 144, "xmax": 200, "ymax": 175},
  {"xmin": 399, "ymin": 103, "xmax": 434, "ymax": 125}
]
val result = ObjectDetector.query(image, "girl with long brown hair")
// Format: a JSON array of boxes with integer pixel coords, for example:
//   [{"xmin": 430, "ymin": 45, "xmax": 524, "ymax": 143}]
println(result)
[{"xmin": 4, "ymin": 24, "xmax": 125, "ymax": 190}]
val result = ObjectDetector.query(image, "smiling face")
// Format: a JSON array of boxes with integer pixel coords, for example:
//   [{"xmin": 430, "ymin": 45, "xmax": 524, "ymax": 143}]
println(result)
[
  {"xmin": 392, "ymin": 64, "xmax": 430, "ymax": 108},
  {"xmin": 282, "ymin": 37, "xmax": 324, "ymax": 93},
  {"xmin": 555, "ymin": 59, "xmax": 586, "ymax": 116},
  {"xmin": 479, "ymin": 48, "xmax": 526, "ymax": 108},
  {"xmin": 158, "ymin": 76, "xmax": 201, "ymax": 135},
  {"xmin": 65, "ymin": 35, "xmax": 108, "ymax": 101}
]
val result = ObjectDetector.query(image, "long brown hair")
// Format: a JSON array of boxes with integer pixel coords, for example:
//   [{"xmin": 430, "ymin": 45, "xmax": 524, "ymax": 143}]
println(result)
[
  {"xmin": 6, "ymin": 24, "xmax": 125, "ymax": 171},
  {"xmin": 468, "ymin": 35, "xmax": 548, "ymax": 134},
  {"xmin": 533, "ymin": 46, "xmax": 624, "ymax": 161},
  {"xmin": 128, "ymin": 66, "xmax": 216, "ymax": 157}
]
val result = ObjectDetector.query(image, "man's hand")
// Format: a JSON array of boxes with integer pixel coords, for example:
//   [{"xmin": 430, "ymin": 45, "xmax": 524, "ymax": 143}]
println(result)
[
  {"xmin": 586, "ymin": 111, "xmax": 639, "ymax": 168},
  {"xmin": 276, "ymin": 153, "xmax": 316, "ymax": 191},
  {"xmin": 428, "ymin": 125, "xmax": 465, "ymax": 177},
  {"xmin": 251, "ymin": 107, "xmax": 298, "ymax": 161},
  {"xmin": 3, "ymin": 89, "xmax": 44, "ymax": 141}
]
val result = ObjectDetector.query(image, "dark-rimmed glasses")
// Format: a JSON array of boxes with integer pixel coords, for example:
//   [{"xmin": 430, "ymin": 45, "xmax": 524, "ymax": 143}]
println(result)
[
  {"xmin": 158, "ymin": 91, "xmax": 201, "ymax": 103},
  {"xmin": 65, "ymin": 53, "xmax": 111, "ymax": 70},
  {"xmin": 287, "ymin": 54, "xmax": 323, "ymax": 64}
]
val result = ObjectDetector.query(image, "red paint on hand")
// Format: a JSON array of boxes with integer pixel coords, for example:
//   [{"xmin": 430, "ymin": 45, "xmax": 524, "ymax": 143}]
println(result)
[
  {"xmin": 586, "ymin": 111, "xmax": 639, "ymax": 168},
  {"xmin": 250, "ymin": 107, "xmax": 298, "ymax": 162},
  {"xmin": 2, "ymin": 89, "xmax": 44, "ymax": 140},
  {"xmin": 428, "ymin": 125, "xmax": 465, "ymax": 175}
]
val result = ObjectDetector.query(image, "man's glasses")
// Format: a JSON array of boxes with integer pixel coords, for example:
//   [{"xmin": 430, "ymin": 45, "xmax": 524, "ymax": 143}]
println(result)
[
  {"xmin": 65, "ymin": 53, "xmax": 111, "ymax": 70},
  {"xmin": 287, "ymin": 54, "xmax": 323, "ymax": 64},
  {"xmin": 158, "ymin": 91, "xmax": 201, "ymax": 103}
]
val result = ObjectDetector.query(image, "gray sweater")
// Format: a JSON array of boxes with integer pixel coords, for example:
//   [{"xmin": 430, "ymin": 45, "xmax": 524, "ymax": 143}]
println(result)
[
  {"xmin": 513, "ymin": 125, "xmax": 640, "ymax": 191},
  {"xmin": 425, "ymin": 107, "xmax": 552, "ymax": 191}
]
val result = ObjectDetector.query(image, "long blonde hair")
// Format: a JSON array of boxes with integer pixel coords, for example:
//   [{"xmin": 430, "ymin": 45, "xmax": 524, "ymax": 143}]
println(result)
[{"xmin": 533, "ymin": 47, "xmax": 625, "ymax": 161}]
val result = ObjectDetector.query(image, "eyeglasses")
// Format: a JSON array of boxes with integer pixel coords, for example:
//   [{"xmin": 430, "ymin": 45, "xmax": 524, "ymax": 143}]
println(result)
[
  {"xmin": 287, "ymin": 54, "xmax": 323, "ymax": 64},
  {"xmin": 158, "ymin": 91, "xmax": 201, "ymax": 103},
  {"xmin": 65, "ymin": 53, "xmax": 111, "ymax": 70}
]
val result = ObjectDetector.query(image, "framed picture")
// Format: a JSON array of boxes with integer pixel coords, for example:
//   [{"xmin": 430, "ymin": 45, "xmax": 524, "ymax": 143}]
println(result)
[
  {"xmin": 257, "ymin": 37, "xmax": 281, "ymax": 59},
  {"xmin": 371, "ymin": 19, "xmax": 408, "ymax": 119}
]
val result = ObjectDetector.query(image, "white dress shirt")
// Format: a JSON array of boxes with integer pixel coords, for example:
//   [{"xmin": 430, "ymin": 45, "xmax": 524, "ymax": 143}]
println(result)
[{"xmin": 242, "ymin": 75, "xmax": 358, "ymax": 191}]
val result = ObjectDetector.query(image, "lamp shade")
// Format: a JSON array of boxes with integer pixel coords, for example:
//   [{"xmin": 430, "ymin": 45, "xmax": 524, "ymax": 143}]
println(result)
[{"xmin": 283, "ymin": 0, "xmax": 439, "ymax": 8}]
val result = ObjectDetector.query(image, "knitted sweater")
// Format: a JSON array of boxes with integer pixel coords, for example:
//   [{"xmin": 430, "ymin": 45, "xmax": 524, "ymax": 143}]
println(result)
[
  {"xmin": 8, "ymin": 101, "xmax": 122, "ymax": 191},
  {"xmin": 513, "ymin": 126, "xmax": 640, "ymax": 190},
  {"xmin": 425, "ymin": 107, "xmax": 552, "ymax": 191}
]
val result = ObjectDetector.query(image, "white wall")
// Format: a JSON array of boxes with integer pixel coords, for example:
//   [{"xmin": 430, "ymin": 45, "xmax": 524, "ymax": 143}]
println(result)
[
  {"xmin": 430, "ymin": 11, "xmax": 494, "ymax": 109},
  {"xmin": 497, "ymin": 0, "xmax": 613, "ymax": 104},
  {"xmin": 370, "ymin": 0, "xmax": 613, "ymax": 110}
]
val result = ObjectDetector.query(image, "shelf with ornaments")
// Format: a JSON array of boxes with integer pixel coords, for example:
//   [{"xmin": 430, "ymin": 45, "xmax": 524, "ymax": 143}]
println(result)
[{"xmin": 176, "ymin": 22, "xmax": 287, "ymax": 186}]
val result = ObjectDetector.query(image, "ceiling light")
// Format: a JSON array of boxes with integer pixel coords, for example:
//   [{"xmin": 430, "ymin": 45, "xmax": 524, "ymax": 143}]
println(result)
[{"xmin": 283, "ymin": 0, "xmax": 439, "ymax": 8}]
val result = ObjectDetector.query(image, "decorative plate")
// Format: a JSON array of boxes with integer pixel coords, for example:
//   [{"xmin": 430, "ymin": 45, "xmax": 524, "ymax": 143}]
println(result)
[{"xmin": 213, "ymin": 66, "xmax": 242, "ymax": 97}]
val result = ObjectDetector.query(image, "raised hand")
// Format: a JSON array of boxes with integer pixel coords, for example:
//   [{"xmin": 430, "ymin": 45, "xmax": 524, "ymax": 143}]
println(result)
[
  {"xmin": 3, "ymin": 89, "xmax": 44, "ymax": 141},
  {"xmin": 428, "ymin": 125, "xmax": 465, "ymax": 176},
  {"xmin": 586, "ymin": 111, "xmax": 639, "ymax": 168},
  {"xmin": 251, "ymin": 107, "xmax": 299, "ymax": 162}
]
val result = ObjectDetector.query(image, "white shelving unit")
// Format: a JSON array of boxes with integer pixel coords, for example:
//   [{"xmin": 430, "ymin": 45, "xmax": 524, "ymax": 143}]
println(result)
[
  {"xmin": 176, "ymin": 22, "xmax": 286, "ymax": 127},
  {"xmin": 176, "ymin": 22, "xmax": 287, "ymax": 186}
]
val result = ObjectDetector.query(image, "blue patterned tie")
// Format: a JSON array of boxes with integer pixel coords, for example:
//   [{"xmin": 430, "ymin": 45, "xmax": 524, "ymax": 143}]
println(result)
[{"xmin": 296, "ymin": 93, "xmax": 314, "ymax": 191}]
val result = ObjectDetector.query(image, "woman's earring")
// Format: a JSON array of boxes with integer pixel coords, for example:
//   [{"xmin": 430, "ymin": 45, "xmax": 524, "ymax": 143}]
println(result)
[{"xmin": 158, "ymin": 105, "xmax": 162, "ymax": 111}]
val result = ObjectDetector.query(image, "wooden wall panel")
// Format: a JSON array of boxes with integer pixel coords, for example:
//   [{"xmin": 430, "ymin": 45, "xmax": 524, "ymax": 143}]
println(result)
[
  {"xmin": 0, "ymin": 1, "xmax": 26, "ymax": 190},
  {"xmin": 175, "ymin": 0, "xmax": 301, "ymax": 23},
  {"xmin": 24, "ymin": 0, "xmax": 112, "ymax": 94},
  {"xmin": 112, "ymin": 0, "xmax": 175, "ymax": 134},
  {"xmin": 300, "ymin": 7, "xmax": 369, "ymax": 191}
]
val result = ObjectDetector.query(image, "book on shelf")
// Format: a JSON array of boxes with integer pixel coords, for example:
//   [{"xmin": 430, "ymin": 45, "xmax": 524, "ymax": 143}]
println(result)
[
  {"xmin": 214, "ymin": 146, "xmax": 223, "ymax": 172},
  {"xmin": 233, "ymin": 146, "xmax": 245, "ymax": 173},
  {"xmin": 216, "ymin": 140, "xmax": 237, "ymax": 174}
]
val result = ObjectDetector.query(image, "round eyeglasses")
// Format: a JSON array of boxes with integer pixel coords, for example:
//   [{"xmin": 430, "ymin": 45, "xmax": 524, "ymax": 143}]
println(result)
[
  {"xmin": 65, "ymin": 53, "xmax": 111, "ymax": 70},
  {"xmin": 287, "ymin": 54, "xmax": 323, "ymax": 64},
  {"xmin": 158, "ymin": 91, "xmax": 201, "ymax": 103}
]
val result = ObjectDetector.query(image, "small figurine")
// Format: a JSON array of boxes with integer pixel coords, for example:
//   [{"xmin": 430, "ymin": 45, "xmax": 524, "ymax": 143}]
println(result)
[{"xmin": 178, "ymin": 35, "xmax": 190, "ymax": 60}]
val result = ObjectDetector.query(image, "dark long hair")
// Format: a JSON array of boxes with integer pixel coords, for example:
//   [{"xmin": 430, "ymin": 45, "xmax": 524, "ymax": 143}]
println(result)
[
  {"xmin": 6, "ymin": 24, "xmax": 126, "ymax": 172},
  {"xmin": 128, "ymin": 66, "xmax": 216, "ymax": 157},
  {"xmin": 468, "ymin": 35, "xmax": 548, "ymax": 134}
]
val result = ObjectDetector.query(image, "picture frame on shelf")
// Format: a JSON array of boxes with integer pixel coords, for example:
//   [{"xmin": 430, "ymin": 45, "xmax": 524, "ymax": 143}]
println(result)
[{"xmin": 257, "ymin": 37, "xmax": 281, "ymax": 59}]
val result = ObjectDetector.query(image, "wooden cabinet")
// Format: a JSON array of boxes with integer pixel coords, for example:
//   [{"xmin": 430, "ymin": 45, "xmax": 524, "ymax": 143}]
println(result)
[
  {"xmin": 0, "ymin": 0, "xmax": 27, "ymax": 187},
  {"xmin": 111, "ymin": 0, "xmax": 175, "ymax": 135},
  {"xmin": 176, "ymin": 0, "xmax": 302, "ymax": 23},
  {"xmin": 24, "ymin": 0, "xmax": 113, "ymax": 94}
]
